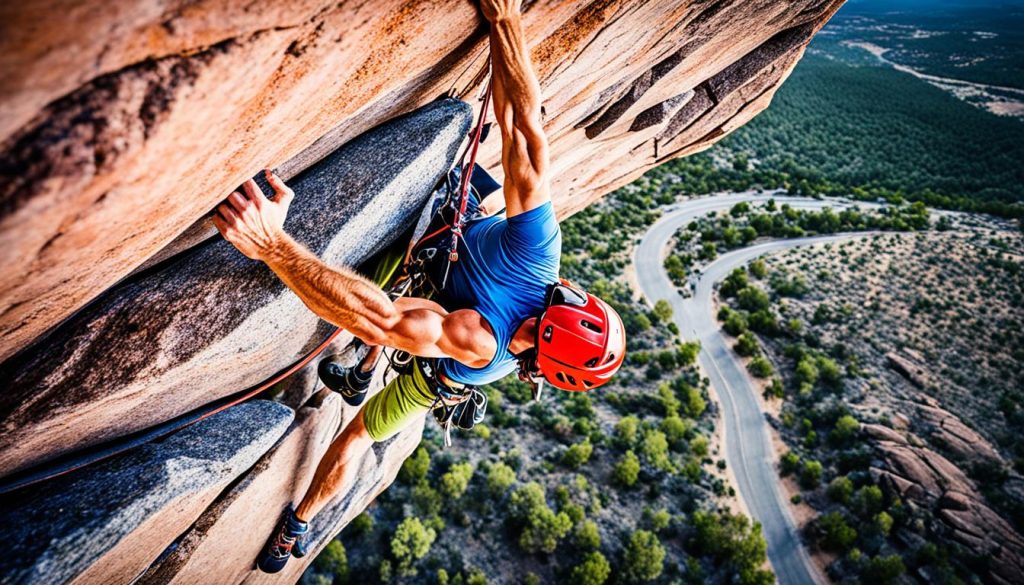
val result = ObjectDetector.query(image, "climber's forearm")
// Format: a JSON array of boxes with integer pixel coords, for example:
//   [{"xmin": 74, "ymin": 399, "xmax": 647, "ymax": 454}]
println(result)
[
  {"xmin": 490, "ymin": 15, "xmax": 543, "ymax": 124},
  {"xmin": 261, "ymin": 233, "xmax": 399, "ymax": 343},
  {"xmin": 488, "ymin": 14, "xmax": 551, "ymax": 216}
]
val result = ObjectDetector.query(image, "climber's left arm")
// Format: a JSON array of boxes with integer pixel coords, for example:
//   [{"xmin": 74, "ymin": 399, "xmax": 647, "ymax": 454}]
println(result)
[{"xmin": 483, "ymin": 0, "xmax": 551, "ymax": 218}]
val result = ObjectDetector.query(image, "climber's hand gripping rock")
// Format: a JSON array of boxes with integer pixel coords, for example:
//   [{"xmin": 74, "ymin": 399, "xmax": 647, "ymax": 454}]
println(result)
[{"xmin": 213, "ymin": 169, "xmax": 295, "ymax": 261}]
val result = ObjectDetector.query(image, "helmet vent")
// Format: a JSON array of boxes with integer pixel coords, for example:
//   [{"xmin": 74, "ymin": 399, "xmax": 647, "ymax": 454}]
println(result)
[
  {"xmin": 543, "ymin": 325, "xmax": 553, "ymax": 342},
  {"xmin": 556, "ymin": 372, "xmax": 566, "ymax": 383},
  {"xmin": 566, "ymin": 374, "xmax": 577, "ymax": 386},
  {"xmin": 580, "ymin": 320, "xmax": 602, "ymax": 333},
  {"xmin": 583, "ymin": 380, "xmax": 594, "ymax": 388},
  {"xmin": 585, "ymin": 357, "xmax": 599, "ymax": 367},
  {"xmin": 604, "ymin": 353, "xmax": 616, "ymax": 365}
]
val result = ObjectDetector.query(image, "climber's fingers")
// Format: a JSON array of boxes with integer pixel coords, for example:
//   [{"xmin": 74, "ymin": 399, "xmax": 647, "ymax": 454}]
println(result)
[
  {"xmin": 226, "ymin": 191, "xmax": 250, "ymax": 217},
  {"xmin": 265, "ymin": 169, "xmax": 294, "ymax": 205},
  {"xmin": 212, "ymin": 213, "xmax": 231, "ymax": 237},
  {"xmin": 241, "ymin": 179, "xmax": 265, "ymax": 209}
]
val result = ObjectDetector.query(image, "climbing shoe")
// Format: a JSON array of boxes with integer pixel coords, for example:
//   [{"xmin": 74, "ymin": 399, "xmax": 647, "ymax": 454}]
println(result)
[
  {"xmin": 257, "ymin": 508, "xmax": 309, "ymax": 574},
  {"xmin": 318, "ymin": 357, "xmax": 373, "ymax": 406}
]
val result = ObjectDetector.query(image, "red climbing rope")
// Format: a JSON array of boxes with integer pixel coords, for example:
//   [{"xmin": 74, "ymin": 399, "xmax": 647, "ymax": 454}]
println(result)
[{"xmin": 448, "ymin": 77, "xmax": 493, "ymax": 262}]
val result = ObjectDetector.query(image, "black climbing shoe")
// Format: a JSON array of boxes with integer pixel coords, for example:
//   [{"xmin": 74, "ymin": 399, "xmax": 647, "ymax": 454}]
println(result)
[
  {"xmin": 318, "ymin": 357, "xmax": 373, "ymax": 406},
  {"xmin": 257, "ymin": 508, "xmax": 309, "ymax": 574}
]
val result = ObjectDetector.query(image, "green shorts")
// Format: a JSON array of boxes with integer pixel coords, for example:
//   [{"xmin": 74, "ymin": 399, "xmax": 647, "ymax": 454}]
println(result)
[{"xmin": 362, "ymin": 358, "xmax": 437, "ymax": 442}]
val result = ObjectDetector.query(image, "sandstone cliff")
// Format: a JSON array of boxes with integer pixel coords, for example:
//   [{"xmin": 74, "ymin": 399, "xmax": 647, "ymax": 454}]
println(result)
[{"xmin": 0, "ymin": 1, "xmax": 842, "ymax": 583}]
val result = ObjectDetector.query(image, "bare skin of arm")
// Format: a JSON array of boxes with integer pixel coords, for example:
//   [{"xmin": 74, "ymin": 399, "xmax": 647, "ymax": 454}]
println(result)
[
  {"xmin": 213, "ymin": 171, "xmax": 496, "ymax": 368},
  {"xmin": 482, "ymin": 0, "xmax": 551, "ymax": 217}
]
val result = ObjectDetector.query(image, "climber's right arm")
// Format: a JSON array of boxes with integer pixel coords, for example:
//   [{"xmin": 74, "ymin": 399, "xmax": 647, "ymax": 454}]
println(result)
[{"xmin": 213, "ymin": 171, "xmax": 494, "ymax": 366}]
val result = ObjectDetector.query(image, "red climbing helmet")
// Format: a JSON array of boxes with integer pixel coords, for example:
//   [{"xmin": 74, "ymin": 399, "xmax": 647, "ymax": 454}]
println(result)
[{"xmin": 535, "ymin": 280, "xmax": 626, "ymax": 391}]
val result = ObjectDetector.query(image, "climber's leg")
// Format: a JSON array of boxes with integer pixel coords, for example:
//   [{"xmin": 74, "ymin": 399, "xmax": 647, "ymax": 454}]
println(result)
[
  {"xmin": 295, "ymin": 359, "xmax": 435, "ymax": 521},
  {"xmin": 293, "ymin": 411, "xmax": 376, "ymax": 522}
]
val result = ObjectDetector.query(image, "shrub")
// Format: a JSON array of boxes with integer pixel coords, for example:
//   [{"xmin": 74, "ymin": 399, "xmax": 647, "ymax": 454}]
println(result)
[
  {"xmin": 863, "ymin": 555, "xmax": 905, "ymax": 584},
  {"xmin": 737, "ymin": 286, "xmax": 771, "ymax": 312},
  {"xmin": 653, "ymin": 299, "xmax": 673, "ymax": 323},
  {"xmin": 563, "ymin": 439, "xmax": 594, "ymax": 469},
  {"xmin": 749, "ymin": 259, "xmax": 768, "ymax": 278},
  {"xmin": 510, "ymin": 483, "xmax": 572, "ymax": 554},
  {"xmin": 800, "ymin": 459, "xmax": 823, "ymax": 489},
  {"xmin": 661, "ymin": 415, "xmax": 689, "ymax": 449},
  {"xmin": 690, "ymin": 435, "xmax": 709, "ymax": 458},
  {"xmin": 641, "ymin": 430, "xmax": 673, "ymax": 472},
  {"xmin": 680, "ymin": 383, "xmax": 707, "ymax": 418},
  {"xmin": 486, "ymin": 462, "xmax": 516, "ymax": 496},
  {"xmin": 817, "ymin": 512, "xmax": 857, "ymax": 552},
  {"xmin": 748, "ymin": 356, "xmax": 774, "ymax": 378},
  {"xmin": 853, "ymin": 485, "xmax": 884, "ymax": 518},
  {"xmin": 615, "ymin": 415, "xmax": 641, "ymax": 447},
  {"xmin": 656, "ymin": 383, "xmax": 680, "ymax": 416},
  {"xmin": 314, "ymin": 540, "xmax": 348, "ymax": 581},
  {"xmin": 390, "ymin": 517, "xmax": 437, "ymax": 576},
  {"xmin": 623, "ymin": 530, "xmax": 665, "ymax": 582},
  {"xmin": 735, "ymin": 332, "xmax": 760, "ymax": 357},
  {"xmin": 724, "ymin": 311, "xmax": 749, "ymax": 336},
  {"xmin": 690, "ymin": 511, "xmax": 773, "ymax": 585},
  {"xmin": 440, "ymin": 462, "xmax": 474, "ymax": 499},
  {"xmin": 399, "ymin": 447, "xmax": 430, "ymax": 484},
  {"xmin": 574, "ymin": 519, "xmax": 602, "ymax": 550},
  {"xmin": 614, "ymin": 451, "xmax": 641, "ymax": 487},
  {"xmin": 780, "ymin": 452, "xmax": 800, "ymax": 476},
  {"xmin": 830, "ymin": 415, "xmax": 859, "ymax": 445},
  {"xmin": 570, "ymin": 551, "xmax": 611, "ymax": 585},
  {"xmin": 676, "ymin": 341, "xmax": 701, "ymax": 366},
  {"xmin": 827, "ymin": 476, "xmax": 854, "ymax": 504}
]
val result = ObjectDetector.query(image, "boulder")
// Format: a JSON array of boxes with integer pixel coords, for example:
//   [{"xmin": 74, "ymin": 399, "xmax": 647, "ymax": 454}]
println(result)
[
  {"xmin": 138, "ymin": 392, "xmax": 343, "ymax": 585},
  {"xmin": 0, "ymin": 0, "xmax": 845, "ymax": 362},
  {"xmin": 0, "ymin": 99, "xmax": 471, "ymax": 477},
  {"xmin": 0, "ymin": 400, "xmax": 293, "ymax": 585},
  {"xmin": 913, "ymin": 403, "xmax": 1004, "ymax": 465}
]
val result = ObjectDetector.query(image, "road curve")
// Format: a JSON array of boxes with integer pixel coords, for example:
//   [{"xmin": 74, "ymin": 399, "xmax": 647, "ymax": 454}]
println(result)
[{"xmin": 634, "ymin": 192, "xmax": 874, "ymax": 585}]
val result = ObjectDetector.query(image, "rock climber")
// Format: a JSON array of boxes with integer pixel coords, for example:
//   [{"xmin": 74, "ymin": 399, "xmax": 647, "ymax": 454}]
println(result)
[{"xmin": 213, "ymin": 0, "xmax": 625, "ymax": 573}]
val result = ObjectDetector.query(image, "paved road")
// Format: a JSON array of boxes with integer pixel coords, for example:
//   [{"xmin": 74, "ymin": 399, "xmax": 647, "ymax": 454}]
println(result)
[{"xmin": 634, "ymin": 192, "xmax": 875, "ymax": 585}]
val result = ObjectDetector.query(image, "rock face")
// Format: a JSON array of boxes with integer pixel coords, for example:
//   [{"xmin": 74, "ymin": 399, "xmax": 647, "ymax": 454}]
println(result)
[
  {"xmin": 870, "ymin": 435, "xmax": 1024, "ymax": 585},
  {"xmin": 0, "ymin": 400, "xmax": 293, "ymax": 585},
  {"xmin": 0, "ymin": 0, "xmax": 844, "ymax": 362},
  {"xmin": 0, "ymin": 99, "xmax": 470, "ymax": 477},
  {"xmin": 0, "ymin": 1, "xmax": 843, "ymax": 583}
]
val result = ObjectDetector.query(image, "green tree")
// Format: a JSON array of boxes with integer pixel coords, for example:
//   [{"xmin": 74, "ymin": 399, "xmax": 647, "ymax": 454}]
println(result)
[
  {"xmin": 795, "ymin": 357, "xmax": 819, "ymax": 387},
  {"xmin": 690, "ymin": 511, "xmax": 773, "ymax": 585},
  {"xmin": 574, "ymin": 519, "xmax": 602, "ymax": 550},
  {"xmin": 676, "ymin": 341, "xmax": 701, "ymax": 366},
  {"xmin": 623, "ymin": 530, "xmax": 665, "ymax": 582},
  {"xmin": 737, "ymin": 286, "xmax": 771, "ymax": 312},
  {"xmin": 615, "ymin": 415, "xmax": 640, "ymax": 447},
  {"xmin": 680, "ymin": 383, "xmax": 706, "ymax": 418},
  {"xmin": 314, "ymin": 540, "xmax": 348, "ymax": 582},
  {"xmin": 817, "ymin": 512, "xmax": 857, "ymax": 552},
  {"xmin": 864, "ymin": 554, "xmax": 905, "ymax": 584},
  {"xmin": 563, "ymin": 439, "xmax": 594, "ymax": 469},
  {"xmin": 853, "ymin": 485, "xmax": 884, "ymax": 518},
  {"xmin": 390, "ymin": 517, "xmax": 437, "ymax": 576},
  {"xmin": 656, "ymin": 382, "xmax": 681, "ymax": 416},
  {"xmin": 641, "ymin": 430, "xmax": 673, "ymax": 472},
  {"xmin": 749, "ymin": 259, "xmax": 768, "ymax": 279},
  {"xmin": 720, "ymin": 268, "xmax": 749, "ymax": 297},
  {"xmin": 570, "ymin": 551, "xmax": 611, "ymax": 585},
  {"xmin": 874, "ymin": 511, "xmax": 894, "ymax": 537},
  {"xmin": 440, "ymin": 462, "xmax": 474, "ymax": 499},
  {"xmin": 780, "ymin": 452, "xmax": 800, "ymax": 476},
  {"xmin": 724, "ymin": 311, "xmax": 749, "ymax": 336},
  {"xmin": 690, "ymin": 435, "xmax": 709, "ymax": 458},
  {"xmin": 399, "ymin": 447, "xmax": 430, "ymax": 485},
  {"xmin": 510, "ymin": 483, "xmax": 572, "ymax": 554},
  {"xmin": 830, "ymin": 415, "xmax": 859, "ymax": 445},
  {"xmin": 486, "ymin": 462, "xmax": 516, "ymax": 496},
  {"xmin": 800, "ymin": 459, "xmax": 823, "ymax": 489},
  {"xmin": 661, "ymin": 415, "xmax": 689, "ymax": 449},
  {"xmin": 748, "ymin": 356, "xmax": 773, "ymax": 378},
  {"xmin": 653, "ymin": 299, "xmax": 673, "ymax": 323},
  {"xmin": 735, "ymin": 331, "xmax": 760, "ymax": 357},
  {"xmin": 614, "ymin": 450, "xmax": 641, "ymax": 487},
  {"xmin": 827, "ymin": 475, "xmax": 854, "ymax": 504}
]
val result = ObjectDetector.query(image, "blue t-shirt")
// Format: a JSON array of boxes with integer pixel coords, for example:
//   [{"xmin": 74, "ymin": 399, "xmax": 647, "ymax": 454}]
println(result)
[{"xmin": 437, "ymin": 202, "xmax": 561, "ymax": 385}]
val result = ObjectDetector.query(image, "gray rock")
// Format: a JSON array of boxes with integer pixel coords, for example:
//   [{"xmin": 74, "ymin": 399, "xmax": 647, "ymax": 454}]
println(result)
[
  {"xmin": 0, "ymin": 99, "xmax": 472, "ymax": 477},
  {"xmin": 0, "ymin": 400, "xmax": 294, "ymax": 585}
]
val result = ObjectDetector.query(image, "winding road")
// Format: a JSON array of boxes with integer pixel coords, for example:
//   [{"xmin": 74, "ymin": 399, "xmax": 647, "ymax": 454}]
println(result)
[{"xmin": 633, "ymin": 192, "xmax": 876, "ymax": 585}]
